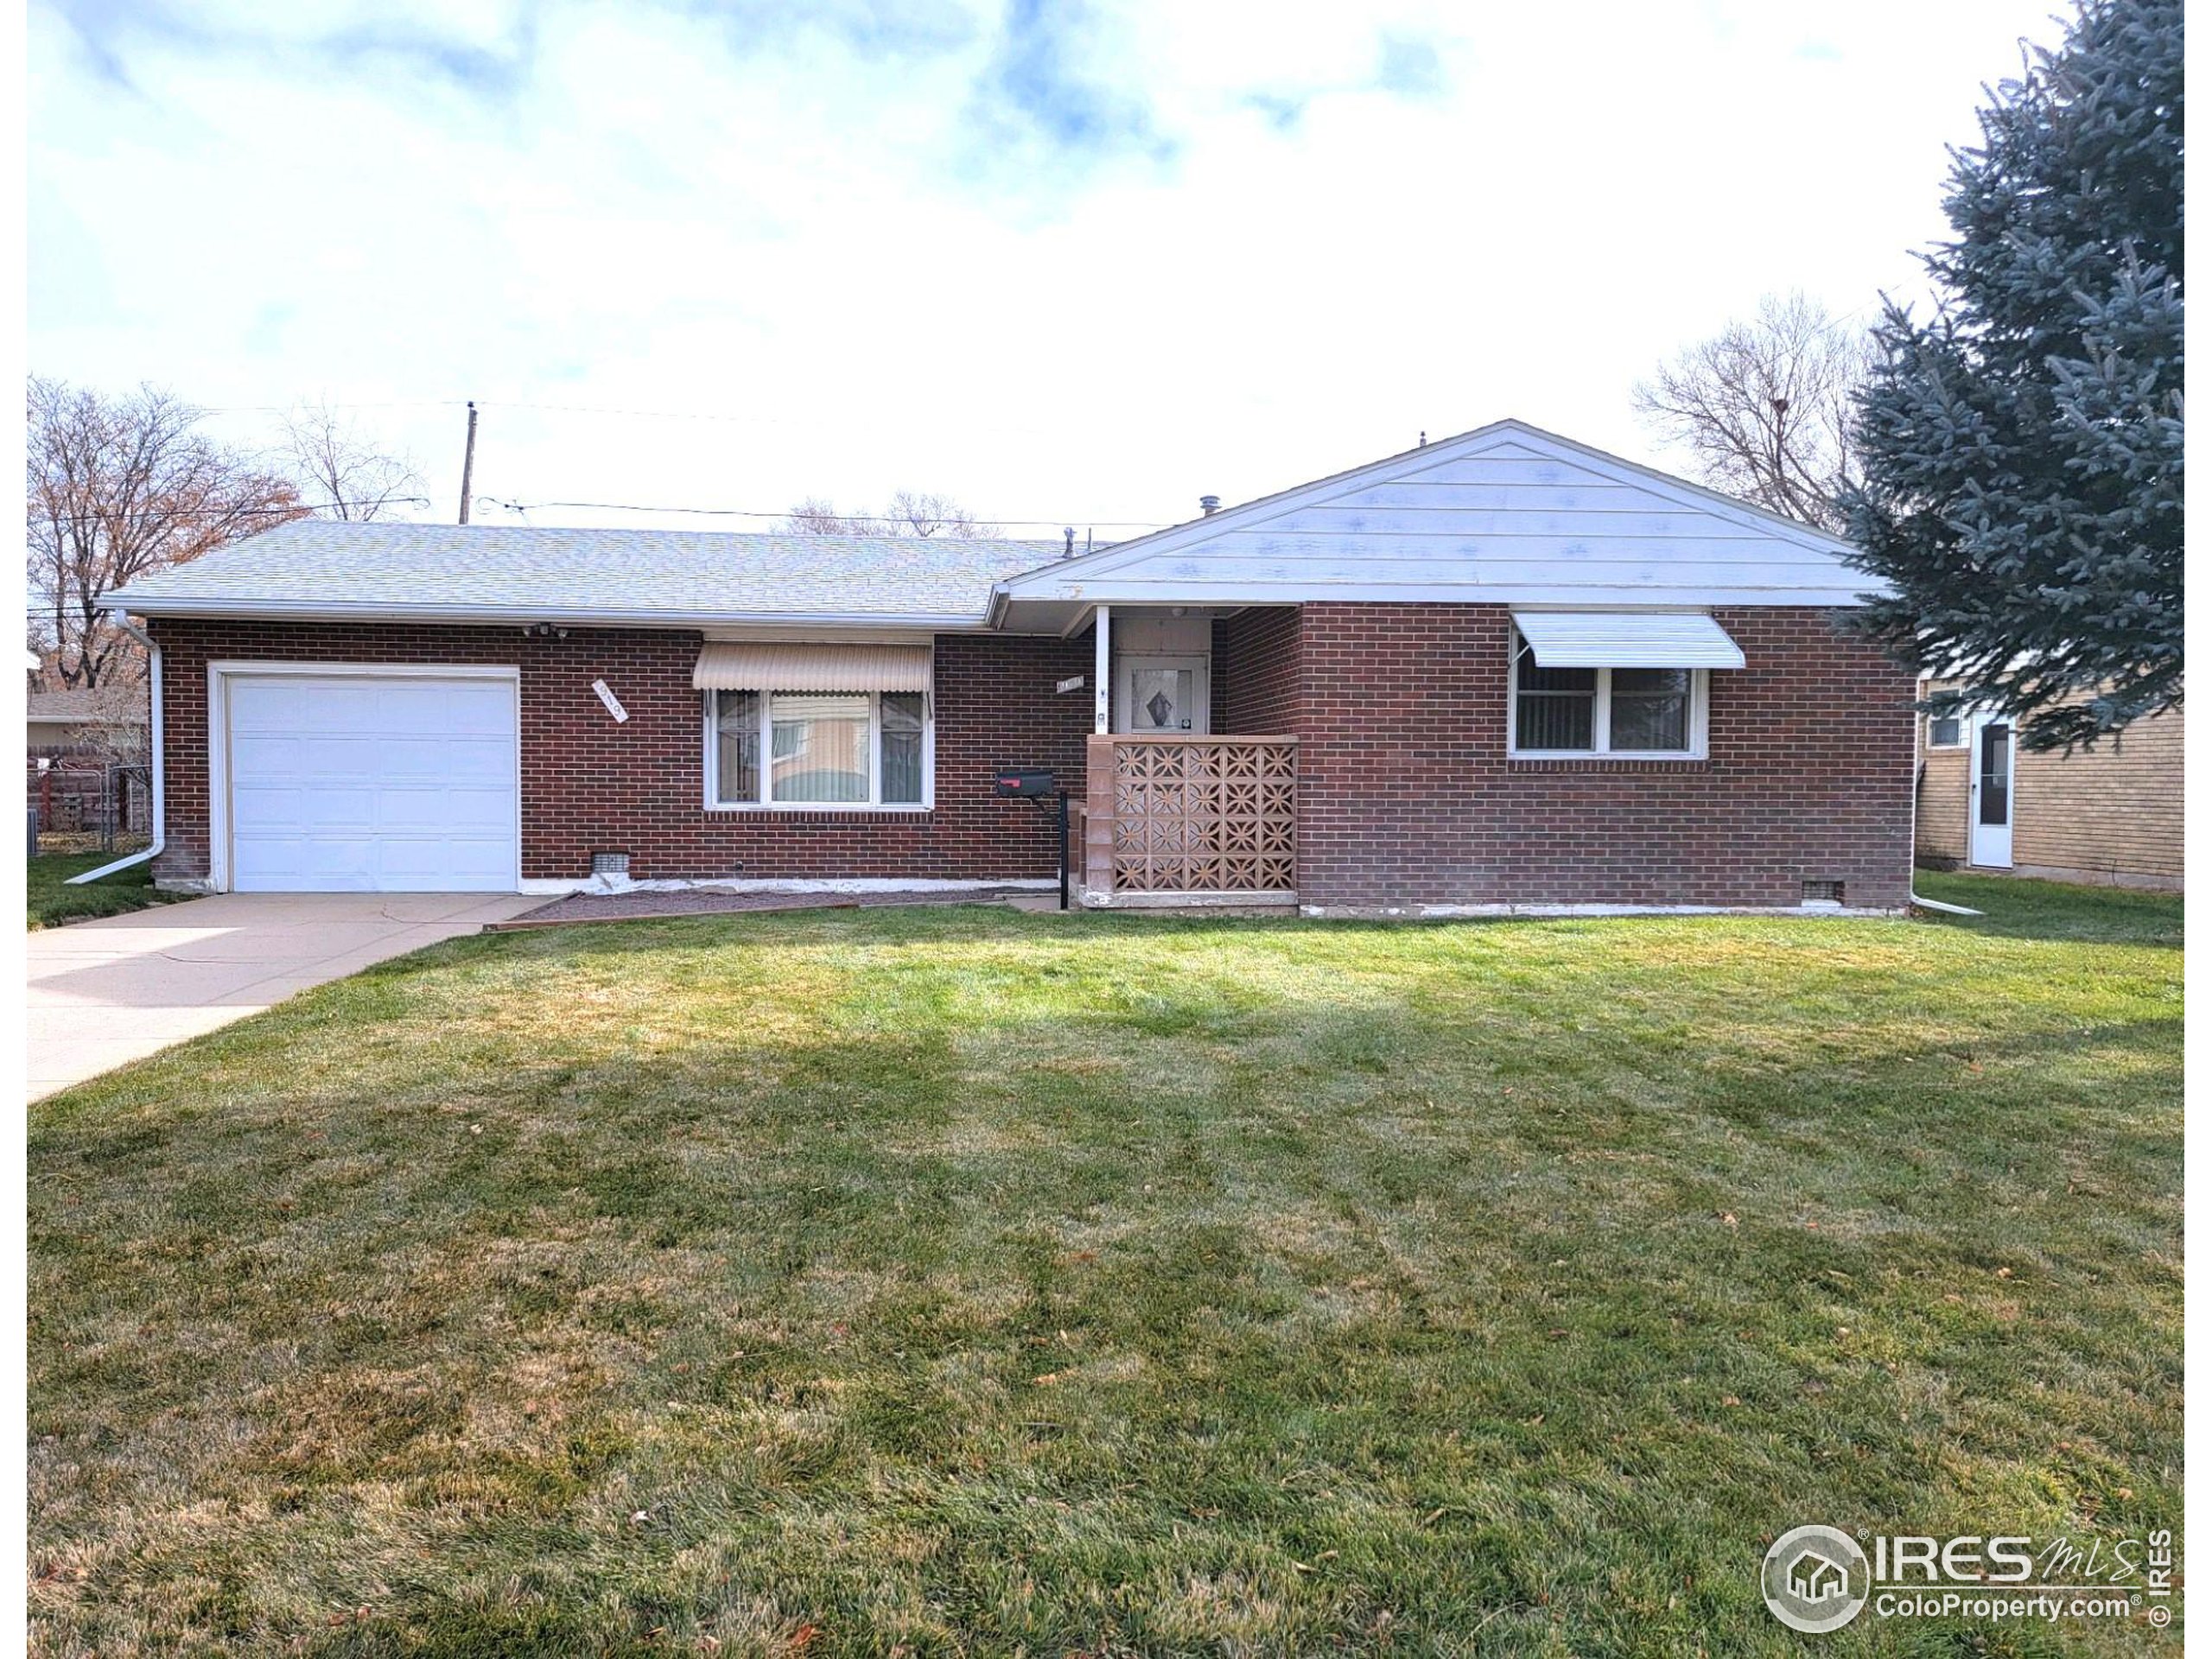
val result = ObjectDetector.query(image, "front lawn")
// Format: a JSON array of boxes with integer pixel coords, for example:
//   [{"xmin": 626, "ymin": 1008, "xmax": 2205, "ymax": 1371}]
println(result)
[
  {"xmin": 29, "ymin": 880, "xmax": 2182, "ymax": 1656},
  {"xmin": 28, "ymin": 849, "xmax": 173, "ymax": 930}
]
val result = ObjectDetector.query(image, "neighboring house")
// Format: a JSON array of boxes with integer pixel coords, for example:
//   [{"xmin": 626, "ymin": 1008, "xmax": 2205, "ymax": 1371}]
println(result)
[
  {"xmin": 1916, "ymin": 681, "xmax": 2183, "ymax": 891},
  {"xmin": 101, "ymin": 419, "xmax": 1917, "ymax": 913},
  {"xmin": 27, "ymin": 689, "xmax": 148, "ymax": 757}
]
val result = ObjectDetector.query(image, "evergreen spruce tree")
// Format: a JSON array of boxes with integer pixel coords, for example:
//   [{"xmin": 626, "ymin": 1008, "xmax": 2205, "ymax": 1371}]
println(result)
[{"xmin": 1844, "ymin": 0, "xmax": 2181, "ymax": 748}]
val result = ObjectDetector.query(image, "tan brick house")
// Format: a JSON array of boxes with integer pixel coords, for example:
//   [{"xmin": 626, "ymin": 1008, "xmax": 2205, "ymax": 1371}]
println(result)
[
  {"xmin": 1916, "ymin": 683, "xmax": 2183, "ymax": 891},
  {"xmin": 98, "ymin": 419, "xmax": 1920, "ymax": 915}
]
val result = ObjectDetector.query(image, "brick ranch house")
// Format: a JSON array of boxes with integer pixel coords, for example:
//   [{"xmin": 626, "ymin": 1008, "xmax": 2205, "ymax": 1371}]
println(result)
[{"xmin": 100, "ymin": 420, "xmax": 1918, "ymax": 915}]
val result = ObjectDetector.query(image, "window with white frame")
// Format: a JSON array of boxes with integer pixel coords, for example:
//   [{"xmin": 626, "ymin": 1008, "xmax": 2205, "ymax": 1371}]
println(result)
[
  {"xmin": 1926, "ymin": 711, "xmax": 1966, "ymax": 748},
  {"xmin": 1509, "ymin": 633, "xmax": 1707, "ymax": 757},
  {"xmin": 708, "ymin": 688, "xmax": 930, "ymax": 807}
]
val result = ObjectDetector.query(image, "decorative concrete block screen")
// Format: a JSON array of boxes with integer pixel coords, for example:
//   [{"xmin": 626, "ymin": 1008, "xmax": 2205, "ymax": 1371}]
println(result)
[{"xmin": 1087, "ymin": 735, "xmax": 1297, "ymax": 897}]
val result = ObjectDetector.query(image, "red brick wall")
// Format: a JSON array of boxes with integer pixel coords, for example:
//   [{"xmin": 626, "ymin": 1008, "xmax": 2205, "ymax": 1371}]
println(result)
[
  {"xmin": 1216, "ymin": 607, "xmax": 1305, "ymax": 735},
  {"xmin": 1294, "ymin": 603, "xmax": 1916, "ymax": 908},
  {"xmin": 145, "ymin": 619, "xmax": 1090, "ymax": 887}
]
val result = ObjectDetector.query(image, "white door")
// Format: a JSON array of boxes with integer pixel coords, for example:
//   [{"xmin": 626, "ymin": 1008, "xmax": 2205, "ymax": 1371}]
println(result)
[
  {"xmin": 1117, "ymin": 656, "xmax": 1211, "ymax": 734},
  {"xmin": 226, "ymin": 673, "xmax": 519, "ymax": 892},
  {"xmin": 1967, "ymin": 712, "xmax": 2015, "ymax": 868}
]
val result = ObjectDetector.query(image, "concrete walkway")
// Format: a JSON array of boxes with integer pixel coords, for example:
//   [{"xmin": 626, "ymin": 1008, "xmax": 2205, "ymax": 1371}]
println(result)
[{"xmin": 27, "ymin": 892, "xmax": 541, "ymax": 1101}]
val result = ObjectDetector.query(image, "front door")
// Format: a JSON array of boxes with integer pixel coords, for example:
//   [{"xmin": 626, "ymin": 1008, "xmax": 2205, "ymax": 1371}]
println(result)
[
  {"xmin": 1967, "ymin": 713, "xmax": 2015, "ymax": 868},
  {"xmin": 1118, "ymin": 656, "xmax": 1211, "ymax": 734}
]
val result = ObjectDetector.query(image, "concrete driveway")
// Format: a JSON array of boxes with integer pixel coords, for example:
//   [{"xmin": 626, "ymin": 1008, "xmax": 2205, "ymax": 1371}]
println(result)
[{"xmin": 27, "ymin": 892, "xmax": 542, "ymax": 1101}]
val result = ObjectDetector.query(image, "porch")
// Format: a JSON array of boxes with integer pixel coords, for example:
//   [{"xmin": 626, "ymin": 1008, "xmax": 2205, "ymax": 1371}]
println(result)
[{"xmin": 1066, "ymin": 601, "xmax": 1301, "ymax": 909}]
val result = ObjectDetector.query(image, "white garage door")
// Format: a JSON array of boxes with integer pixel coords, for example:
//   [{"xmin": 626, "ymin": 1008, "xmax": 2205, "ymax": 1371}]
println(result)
[{"xmin": 226, "ymin": 673, "xmax": 519, "ymax": 893}]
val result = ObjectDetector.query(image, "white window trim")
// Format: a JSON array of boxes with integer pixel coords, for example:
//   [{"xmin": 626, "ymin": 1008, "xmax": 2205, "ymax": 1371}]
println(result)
[
  {"xmin": 702, "ymin": 688, "xmax": 934, "ymax": 811},
  {"xmin": 1925, "ymin": 712, "xmax": 1968, "ymax": 749},
  {"xmin": 1506, "ymin": 639, "xmax": 1709, "ymax": 760}
]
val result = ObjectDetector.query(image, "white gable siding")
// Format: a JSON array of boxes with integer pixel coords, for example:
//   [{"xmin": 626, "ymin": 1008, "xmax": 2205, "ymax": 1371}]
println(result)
[{"xmin": 999, "ymin": 423, "xmax": 1876, "ymax": 611}]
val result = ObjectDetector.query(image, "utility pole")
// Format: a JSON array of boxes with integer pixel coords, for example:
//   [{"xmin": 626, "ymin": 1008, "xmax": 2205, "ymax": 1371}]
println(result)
[{"xmin": 457, "ymin": 401, "xmax": 479, "ymax": 524}]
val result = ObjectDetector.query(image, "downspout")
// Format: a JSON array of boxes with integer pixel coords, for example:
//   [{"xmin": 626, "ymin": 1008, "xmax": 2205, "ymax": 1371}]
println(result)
[{"xmin": 63, "ymin": 619, "xmax": 163, "ymax": 886}]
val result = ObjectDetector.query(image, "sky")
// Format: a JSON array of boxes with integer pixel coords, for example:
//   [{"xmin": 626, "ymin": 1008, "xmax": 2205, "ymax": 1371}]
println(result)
[{"xmin": 29, "ymin": 0, "xmax": 2070, "ymax": 538}]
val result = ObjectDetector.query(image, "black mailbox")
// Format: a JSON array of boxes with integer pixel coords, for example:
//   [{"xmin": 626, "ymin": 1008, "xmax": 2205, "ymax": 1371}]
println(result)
[{"xmin": 993, "ymin": 767, "xmax": 1056, "ymax": 798}]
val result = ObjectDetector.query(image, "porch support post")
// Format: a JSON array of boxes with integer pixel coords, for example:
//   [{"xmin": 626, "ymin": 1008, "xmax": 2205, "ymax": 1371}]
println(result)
[
  {"xmin": 1092, "ymin": 604, "xmax": 1111, "ymax": 734},
  {"xmin": 1084, "ymin": 733, "xmax": 1116, "ymax": 899}
]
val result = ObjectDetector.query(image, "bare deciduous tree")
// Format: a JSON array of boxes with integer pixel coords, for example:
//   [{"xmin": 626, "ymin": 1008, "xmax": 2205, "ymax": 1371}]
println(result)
[
  {"xmin": 781, "ymin": 496, "xmax": 873, "ymax": 535},
  {"xmin": 883, "ymin": 489, "xmax": 996, "ymax": 538},
  {"xmin": 73, "ymin": 671, "xmax": 156, "ymax": 763},
  {"xmin": 1631, "ymin": 292, "xmax": 1870, "ymax": 531},
  {"xmin": 27, "ymin": 376, "xmax": 307, "ymax": 688},
  {"xmin": 278, "ymin": 398, "xmax": 427, "ymax": 520},
  {"xmin": 781, "ymin": 492, "xmax": 998, "ymax": 537}
]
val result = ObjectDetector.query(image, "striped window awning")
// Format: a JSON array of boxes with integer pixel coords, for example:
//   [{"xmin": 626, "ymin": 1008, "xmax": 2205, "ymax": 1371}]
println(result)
[
  {"xmin": 692, "ymin": 643, "xmax": 932, "ymax": 692},
  {"xmin": 1510, "ymin": 610, "xmax": 1745, "ymax": 670}
]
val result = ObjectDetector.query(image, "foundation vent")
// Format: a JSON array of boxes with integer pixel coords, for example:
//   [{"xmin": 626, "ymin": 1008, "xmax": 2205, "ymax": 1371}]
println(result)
[
  {"xmin": 591, "ymin": 850, "xmax": 632, "ymax": 877},
  {"xmin": 1801, "ymin": 879, "xmax": 1845, "ymax": 906}
]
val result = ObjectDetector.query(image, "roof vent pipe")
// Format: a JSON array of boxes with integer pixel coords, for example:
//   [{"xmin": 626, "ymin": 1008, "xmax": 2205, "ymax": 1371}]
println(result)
[
  {"xmin": 1063, "ymin": 527, "xmax": 1076, "ymax": 557},
  {"xmin": 1199, "ymin": 495, "xmax": 1220, "ymax": 516}
]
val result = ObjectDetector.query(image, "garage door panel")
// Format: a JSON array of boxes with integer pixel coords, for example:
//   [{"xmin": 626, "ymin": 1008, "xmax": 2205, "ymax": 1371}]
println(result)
[
  {"xmin": 372, "ymin": 734, "xmax": 460, "ymax": 778},
  {"xmin": 378, "ymin": 836, "xmax": 515, "ymax": 886},
  {"xmin": 236, "ymin": 680, "xmax": 376, "ymax": 731},
  {"xmin": 300, "ymin": 734, "xmax": 379, "ymax": 774},
  {"xmin": 231, "ymin": 734, "xmax": 304, "ymax": 775},
  {"xmin": 373, "ymin": 786, "xmax": 465, "ymax": 834},
  {"xmin": 365, "ymin": 734, "xmax": 512, "ymax": 779},
  {"xmin": 430, "ymin": 787, "xmax": 517, "ymax": 833},
  {"xmin": 226, "ymin": 671, "xmax": 519, "ymax": 893},
  {"xmin": 438, "ymin": 683, "xmax": 517, "ymax": 734},
  {"xmin": 233, "ymin": 784, "xmax": 381, "ymax": 836}
]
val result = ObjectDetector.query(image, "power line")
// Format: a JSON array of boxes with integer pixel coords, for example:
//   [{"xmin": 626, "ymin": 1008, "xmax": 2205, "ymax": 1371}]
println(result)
[
  {"xmin": 201, "ymin": 395, "xmax": 1054, "ymax": 438},
  {"xmin": 200, "ymin": 399, "xmax": 467, "ymax": 415},
  {"xmin": 476, "ymin": 497, "xmax": 1167, "ymax": 530},
  {"xmin": 29, "ymin": 497, "xmax": 435, "ymax": 528}
]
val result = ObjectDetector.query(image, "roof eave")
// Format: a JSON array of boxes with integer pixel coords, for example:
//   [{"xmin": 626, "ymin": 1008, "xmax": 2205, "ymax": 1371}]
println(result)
[
  {"xmin": 994, "ymin": 581, "xmax": 1883, "ymax": 607},
  {"xmin": 99, "ymin": 594, "xmax": 995, "ymax": 631}
]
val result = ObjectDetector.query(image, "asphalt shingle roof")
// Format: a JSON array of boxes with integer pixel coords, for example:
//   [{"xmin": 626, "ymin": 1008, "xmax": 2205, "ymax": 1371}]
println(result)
[
  {"xmin": 107, "ymin": 520, "xmax": 1065, "ymax": 623},
  {"xmin": 27, "ymin": 690, "xmax": 114, "ymax": 722}
]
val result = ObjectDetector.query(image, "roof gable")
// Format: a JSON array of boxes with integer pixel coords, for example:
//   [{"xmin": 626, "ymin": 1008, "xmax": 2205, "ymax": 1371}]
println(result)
[{"xmin": 998, "ymin": 419, "xmax": 1877, "ymax": 609}]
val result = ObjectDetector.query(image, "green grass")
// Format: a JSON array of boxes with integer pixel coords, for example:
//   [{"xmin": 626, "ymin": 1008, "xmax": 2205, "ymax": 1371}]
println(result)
[
  {"xmin": 29, "ymin": 880, "xmax": 2182, "ymax": 1656},
  {"xmin": 28, "ymin": 850, "xmax": 175, "ymax": 930}
]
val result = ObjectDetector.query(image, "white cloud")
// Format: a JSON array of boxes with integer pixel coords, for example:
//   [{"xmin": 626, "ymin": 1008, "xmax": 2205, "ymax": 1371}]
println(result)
[{"xmin": 31, "ymin": 0, "xmax": 2064, "ymax": 534}]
